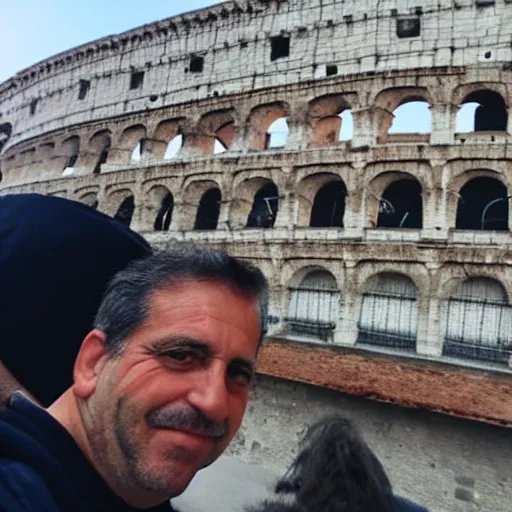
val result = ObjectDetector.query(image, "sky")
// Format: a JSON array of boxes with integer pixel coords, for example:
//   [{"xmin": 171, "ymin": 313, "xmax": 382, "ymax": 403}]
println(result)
[{"xmin": 0, "ymin": 0, "xmax": 223, "ymax": 83}]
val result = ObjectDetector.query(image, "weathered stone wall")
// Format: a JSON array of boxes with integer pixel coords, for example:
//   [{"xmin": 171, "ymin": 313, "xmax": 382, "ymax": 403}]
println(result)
[
  {"xmin": 0, "ymin": 0, "xmax": 510, "ymax": 150},
  {"xmin": 232, "ymin": 374, "xmax": 512, "ymax": 512}
]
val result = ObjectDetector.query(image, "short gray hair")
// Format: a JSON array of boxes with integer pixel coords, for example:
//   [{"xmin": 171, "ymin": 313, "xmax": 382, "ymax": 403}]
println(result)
[{"xmin": 94, "ymin": 245, "xmax": 269, "ymax": 354}]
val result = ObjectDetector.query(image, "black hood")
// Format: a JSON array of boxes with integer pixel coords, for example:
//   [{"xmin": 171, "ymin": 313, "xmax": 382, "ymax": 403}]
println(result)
[{"xmin": 0, "ymin": 194, "xmax": 152, "ymax": 406}]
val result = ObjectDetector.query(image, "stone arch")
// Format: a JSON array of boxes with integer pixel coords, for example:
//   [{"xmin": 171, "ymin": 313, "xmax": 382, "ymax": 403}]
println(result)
[
  {"xmin": 367, "ymin": 171, "xmax": 423, "ymax": 228},
  {"xmin": 310, "ymin": 180, "xmax": 347, "ymax": 228},
  {"xmin": 78, "ymin": 191, "xmax": 98, "ymax": 210},
  {"xmin": 456, "ymin": 176, "xmax": 508, "ymax": 231},
  {"xmin": 456, "ymin": 89, "xmax": 508, "ymax": 133},
  {"xmin": 286, "ymin": 267, "xmax": 341, "ymax": 342},
  {"xmin": 443, "ymin": 276, "xmax": 512, "ymax": 364},
  {"xmin": 230, "ymin": 177, "xmax": 279, "ymax": 229},
  {"xmin": 247, "ymin": 102, "xmax": 290, "ymax": 150},
  {"xmin": 307, "ymin": 94, "xmax": 354, "ymax": 147},
  {"xmin": 152, "ymin": 118, "xmax": 186, "ymax": 159},
  {"xmin": 0, "ymin": 122, "xmax": 13, "ymax": 153},
  {"xmin": 61, "ymin": 136, "xmax": 80, "ymax": 176},
  {"xmin": 377, "ymin": 179, "xmax": 423, "ymax": 229},
  {"xmin": 357, "ymin": 272, "xmax": 418, "ymax": 351},
  {"xmin": 194, "ymin": 109, "xmax": 236, "ymax": 155},
  {"xmin": 108, "ymin": 189, "xmax": 135, "ymax": 226},
  {"xmin": 146, "ymin": 185, "xmax": 174, "ymax": 232},
  {"xmin": 195, "ymin": 187, "xmax": 222, "ymax": 230},
  {"xmin": 388, "ymin": 100, "xmax": 432, "ymax": 135},
  {"xmin": 374, "ymin": 87, "xmax": 430, "ymax": 140},
  {"xmin": 181, "ymin": 180, "xmax": 221, "ymax": 231},
  {"xmin": 296, "ymin": 172, "xmax": 345, "ymax": 227},
  {"xmin": 88, "ymin": 130, "xmax": 112, "ymax": 174},
  {"xmin": 112, "ymin": 124, "xmax": 147, "ymax": 164}
]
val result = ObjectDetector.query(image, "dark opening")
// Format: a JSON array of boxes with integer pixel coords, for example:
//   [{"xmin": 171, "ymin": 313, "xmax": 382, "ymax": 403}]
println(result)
[
  {"xmin": 270, "ymin": 36, "xmax": 290, "ymax": 61},
  {"xmin": 130, "ymin": 71, "xmax": 145, "ymax": 90},
  {"xmin": 247, "ymin": 183, "xmax": 279, "ymax": 228},
  {"xmin": 30, "ymin": 99, "xmax": 38, "ymax": 116},
  {"xmin": 456, "ymin": 177, "xmax": 508, "ymax": 230},
  {"xmin": 78, "ymin": 79, "xmax": 90, "ymax": 100},
  {"xmin": 462, "ymin": 91, "xmax": 508, "ymax": 132},
  {"xmin": 310, "ymin": 181, "xmax": 347, "ymax": 227},
  {"xmin": 0, "ymin": 169, "xmax": 2, "ymax": 183},
  {"xmin": 0, "ymin": 123, "xmax": 13, "ymax": 151},
  {"xmin": 194, "ymin": 188, "xmax": 221, "ymax": 230},
  {"xmin": 93, "ymin": 138, "xmax": 111, "ymax": 174},
  {"xmin": 90, "ymin": 199, "xmax": 99, "ymax": 210},
  {"xmin": 154, "ymin": 192, "xmax": 174, "ymax": 231},
  {"xmin": 190, "ymin": 55, "xmax": 204, "ymax": 73},
  {"xmin": 396, "ymin": 18, "xmax": 421, "ymax": 38},
  {"xmin": 377, "ymin": 180, "xmax": 423, "ymax": 228},
  {"xmin": 114, "ymin": 196, "xmax": 135, "ymax": 226},
  {"xmin": 326, "ymin": 65, "xmax": 338, "ymax": 76},
  {"xmin": 64, "ymin": 153, "xmax": 79, "ymax": 170}
]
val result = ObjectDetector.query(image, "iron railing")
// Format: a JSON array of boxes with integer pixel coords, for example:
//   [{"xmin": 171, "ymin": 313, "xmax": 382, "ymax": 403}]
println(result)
[
  {"xmin": 443, "ymin": 298, "xmax": 512, "ymax": 364},
  {"xmin": 285, "ymin": 286, "xmax": 340, "ymax": 342},
  {"xmin": 357, "ymin": 292, "xmax": 417, "ymax": 351}
]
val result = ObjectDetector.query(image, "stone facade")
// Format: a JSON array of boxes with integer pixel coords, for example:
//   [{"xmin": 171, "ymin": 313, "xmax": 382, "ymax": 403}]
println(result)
[{"xmin": 1, "ymin": 1, "xmax": 512, "ymax": 509}]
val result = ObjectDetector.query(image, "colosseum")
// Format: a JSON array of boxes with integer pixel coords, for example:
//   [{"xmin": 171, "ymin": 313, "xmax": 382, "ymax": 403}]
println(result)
[{"xmin": 1, "ymin": 0, "xmax": 512, "ymax": 510}]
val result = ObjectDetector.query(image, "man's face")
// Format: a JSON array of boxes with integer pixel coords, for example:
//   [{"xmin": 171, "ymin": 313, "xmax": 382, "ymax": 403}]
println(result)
[{"xmin": 83, "ymin": 281, "xmax": 261, "ymax": 500}]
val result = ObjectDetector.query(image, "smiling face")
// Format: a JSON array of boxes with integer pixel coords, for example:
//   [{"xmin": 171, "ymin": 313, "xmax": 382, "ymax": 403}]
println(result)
[{"xmin": 77, "ymin": 280, "xmax": 261, "ymax": 505}]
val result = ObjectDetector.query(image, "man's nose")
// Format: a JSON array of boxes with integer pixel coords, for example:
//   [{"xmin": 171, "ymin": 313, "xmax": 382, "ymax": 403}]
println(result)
[{"xmin": 187, "ymin": 363, "xmax": 229, "ymax": 425}]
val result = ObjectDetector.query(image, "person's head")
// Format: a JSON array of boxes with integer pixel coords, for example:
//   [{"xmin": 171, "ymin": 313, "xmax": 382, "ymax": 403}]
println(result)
[
  {"xmin": 50, "ymin": 246, "xmax": 268, "ymax": 508},
  {"xmin": 0, "ymin": 193, "xmax": 152, "ymax": 406},
  {"xmin": 273, "ymin": 415, "xmax": 394, "ymax": 512}
]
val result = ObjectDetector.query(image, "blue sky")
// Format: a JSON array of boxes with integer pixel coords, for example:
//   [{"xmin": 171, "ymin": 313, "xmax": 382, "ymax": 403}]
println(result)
[{"xmin": 0, "ymin": 0, "xmax": 223, "ymax": 83}]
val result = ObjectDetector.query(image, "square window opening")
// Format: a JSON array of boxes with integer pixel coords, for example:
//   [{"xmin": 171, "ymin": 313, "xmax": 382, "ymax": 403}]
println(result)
[
  {"xmin": 396, "ymin": 18, "xmax": 421, "ymax": 38},
  {"xmin": 130, "ymin": 71, "xmax": 145, "ymax": 90},
  {"xmin": 78, "ymin": 79, "xmax": 90, "ymax": 100},
  {"xmin": 271, "ymin": 36, "xmax": 290, "ymax": 61},
  {"xmin": 190, "ymin": 55, "xmax": 204, "ymax": 73},
  {"xmin": 326, "ymin": 65, "xmax": 338, "ymax": 76}
]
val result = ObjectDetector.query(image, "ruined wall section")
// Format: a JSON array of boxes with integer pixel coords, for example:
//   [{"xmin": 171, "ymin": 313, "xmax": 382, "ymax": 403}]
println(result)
[{"xmin": 1, "ymin": 0, "xmax": 510, "ymax": 151}]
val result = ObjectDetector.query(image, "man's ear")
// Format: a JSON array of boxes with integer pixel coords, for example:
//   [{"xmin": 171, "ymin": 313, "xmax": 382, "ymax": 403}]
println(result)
[{"xmin": 73, "ymin": 329, "xmax": 109, "ymax": 399}]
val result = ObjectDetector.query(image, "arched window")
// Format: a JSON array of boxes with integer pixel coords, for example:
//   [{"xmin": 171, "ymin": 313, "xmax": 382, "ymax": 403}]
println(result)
[
  {"xmin": 164, "ymin": 134, "xmax": 183, "ymax": 159},
  {"xmin": 62, "ymin": 136, "xmax": 80, "ymax": 176},
  {"xmin": 154, "ymin": 192, "xmax": 174, "ymax": 231},
  {"xmin": 443, "ymin": 277, "xmax": 512, "ymax": 364},
  {"xmin": 266, "ymin": 118, "xmax": 288, "ymax": 149},
  {"xmin": 79, "ymin": 192, "xmax": 98, "ymax": 210},
  {"xmin": 339, "ymin": 110, "xmax": 354, "ymax": 141},
  {"xmin": 357, "ymin": 273, "xmax": 418, "ymax": 351},
  {"xmin": 310, "ymin": 181, "xmax": 346, "ymax": 227},
  {"xmin": 246, "ymin": 183, "xmax": 279, "ymax": 228},
  {"xmin": 114, "ymin": 196, "xmax": 135, "ymax": 226},
  {"xmin": 194, "ymin": 188, "xmax": 221, "ymax": 230},
  {"xmin": 456, "ymin": 177, "xmax": 508, "ymax": 230},
  {"xmin": 214, "ymin": 138, "xmax": 227, "ymax": 155},
  {"xmin": 456, "ymin": 90, "xmax": 508, "ymax": 132},
  {"xmin": 287, "ymin": 270, "xmax": 340, "ymax": 342},
  {"xmin": 131, "ymin": 139, "xmax": 145, "ymax": 162},
  {"xmin": 388, "ymin": 101, "xmax": 431, "ymax": 134},
  {"xmin": 377, "ymin": 179, "xmax": 422, "ymax": 228},
  {"xmin": 89, "ymin": 131, "xmax": 111, "ymax": 175}
]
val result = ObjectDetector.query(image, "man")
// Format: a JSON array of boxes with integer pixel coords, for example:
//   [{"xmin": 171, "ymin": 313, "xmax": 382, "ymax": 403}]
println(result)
[
  {"xmin": 0, "ymin": 193, "xmax": 152, "ymax": 406},
  {"xmin": 0, "ymin": 247, "xmax": 269, "ymax": 511}
]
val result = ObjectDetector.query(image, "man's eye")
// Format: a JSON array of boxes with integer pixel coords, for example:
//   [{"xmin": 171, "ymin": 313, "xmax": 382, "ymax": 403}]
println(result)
[
  {"xmin": 228, "ymin": 367, "xmax": 253, "ymax": 387},
  {"xmin": 163, "ymin": 350, "xmax": 198, "ymax": 363}
]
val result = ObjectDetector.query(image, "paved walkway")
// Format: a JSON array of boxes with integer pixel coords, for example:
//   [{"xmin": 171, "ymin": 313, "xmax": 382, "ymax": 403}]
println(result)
[{"xmin": 174, "ymin": 456, "xmax": 279, "ymax": 512}]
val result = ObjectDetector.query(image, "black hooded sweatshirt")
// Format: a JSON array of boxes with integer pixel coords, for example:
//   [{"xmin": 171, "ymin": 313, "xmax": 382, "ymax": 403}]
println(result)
[
  {"xmin": 0, "ymin": 392, "xmax": 175, "ymax": 512},
  {"xmin": 0, "ymin": 193, "xmax": 152, "ymax": 406}
]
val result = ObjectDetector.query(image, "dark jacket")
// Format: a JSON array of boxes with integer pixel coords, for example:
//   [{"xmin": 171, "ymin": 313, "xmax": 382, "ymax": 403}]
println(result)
[
  {"xmin": 0, "ymin": 392, "xmax": 174, "ymax": 512},
  {"xmin": 0, "ymin": 194, "xmax": 151, "ymax": 406}
]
